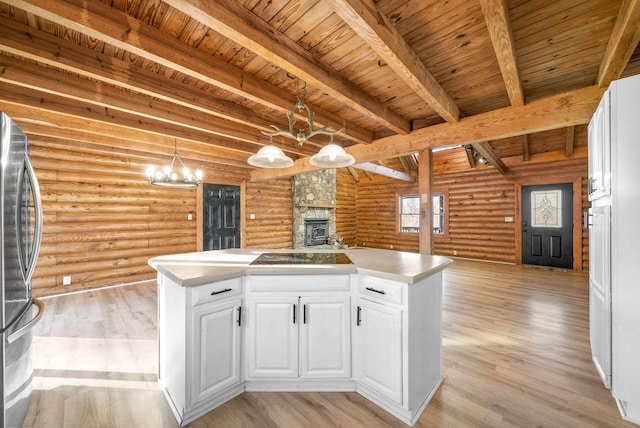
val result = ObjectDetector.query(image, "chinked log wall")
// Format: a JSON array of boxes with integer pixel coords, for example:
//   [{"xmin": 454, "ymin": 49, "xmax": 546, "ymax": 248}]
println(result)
[
  {"xmin": 30, "ymin": 140, "xmax": 293, "ymax": 297},
  {"xmin": 351, "ymin": 156, "xmax": 590, "ymax": 270}
]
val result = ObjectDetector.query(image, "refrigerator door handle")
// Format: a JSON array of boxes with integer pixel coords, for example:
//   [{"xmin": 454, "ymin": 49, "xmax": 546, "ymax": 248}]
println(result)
[
  {"xmin": 7, "ymin": 298, "xmax": 45, "ymax": 344},
  {"xmin": 22, "ymin": 155, "xmax": 44, "ymax": 284}
]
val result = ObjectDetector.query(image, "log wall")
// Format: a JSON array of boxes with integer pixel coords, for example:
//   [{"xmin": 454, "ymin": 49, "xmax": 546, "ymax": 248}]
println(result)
[
  {"xmin": 336, "ymin": 168, "xmax": 357, "ymax": 247},
  {"xmin": 352, "ymin": 155, "xmax": 590, "ymax": 270},
  {"xmin": 30, "ymin": 139, "xmax": 290, "ymax": 297},
  {"xmin": 245, "ymin": 178, "xmax": 293, "ymax": 249}
]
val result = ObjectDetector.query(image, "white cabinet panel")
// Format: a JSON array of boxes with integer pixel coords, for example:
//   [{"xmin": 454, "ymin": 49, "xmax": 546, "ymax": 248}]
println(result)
[
  {"xmin": 589, "ymin": 205, "xmax": 611, "ymax": 389},
  {"xmin": 191, "ymin": 298, "xmax": 242, "ymax": 403},
  {"xmin": 247, "ymin": 297, "xmax": 299, "ymax": 378},
  {"xmin": 588, "ymin": 91, "xmax": 610, "ymax": 200},
  {"xmin": 356, "ymin": 298, "xmax": 402, "ymax": 404},
  {"xmin": 299, "ymin": 296, "xmax": 351, "ymax": 378}
]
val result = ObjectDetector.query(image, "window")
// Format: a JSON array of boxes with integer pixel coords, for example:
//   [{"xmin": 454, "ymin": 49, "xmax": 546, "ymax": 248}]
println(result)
[
  {"xmin": 398, "ymin": 194, "xmax": 445, "ymax": 234},
  {"xmin": 399, "ymin": 195, "xmax": 420, "ymax": 233},
  {"xmin": 432, "ymin": 194, "xmax": 444, "ymax": 235}
]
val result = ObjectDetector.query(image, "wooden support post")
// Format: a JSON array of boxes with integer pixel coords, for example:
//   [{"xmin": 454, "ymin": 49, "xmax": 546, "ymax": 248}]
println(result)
[{"xmin": 418, "ymin": 149, "xmax": 433, "ymax": 255}]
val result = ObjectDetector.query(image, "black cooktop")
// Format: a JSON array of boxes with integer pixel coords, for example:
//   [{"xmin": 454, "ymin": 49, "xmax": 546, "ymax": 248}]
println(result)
[{"xmin": 250, "ymin": 252, "xmax": 353, "ymax": 265}]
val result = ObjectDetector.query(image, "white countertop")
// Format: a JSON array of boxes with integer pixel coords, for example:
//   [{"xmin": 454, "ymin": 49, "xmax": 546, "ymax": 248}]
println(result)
[{"xmin": 149, "ymin": 248, "xmax": 452, "ymax": 286}]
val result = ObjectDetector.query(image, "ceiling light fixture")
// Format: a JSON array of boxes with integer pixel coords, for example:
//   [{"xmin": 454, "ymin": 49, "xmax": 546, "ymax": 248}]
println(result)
[
  {"xmin": 249, "ymin": 79, "xmax": 354, "ymax": 169},
  {"xmin": 247, "ymin": 137, "xmax": 294, "ymax": 168},
  {"xmin": 309, "ymin": 135, "xmax": 355, "ymax": 168},
  {"xmin": 146, "ymin": 139, "xmax": 203, "ymax": 188}
]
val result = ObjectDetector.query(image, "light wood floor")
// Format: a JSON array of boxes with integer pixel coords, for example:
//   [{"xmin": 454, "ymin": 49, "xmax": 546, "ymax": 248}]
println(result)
[{"xmin": 22, "ymin": 260, "xmax": 634, "ymax": 428}]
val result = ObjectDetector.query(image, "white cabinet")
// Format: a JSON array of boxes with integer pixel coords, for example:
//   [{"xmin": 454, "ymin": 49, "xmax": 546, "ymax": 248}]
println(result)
[
  {"xmin": 156, "ymin": 267, "xmax": 446, "ymax": 427},
  {"xmin": 246, "ymin": 297, "xmax": 299, "ymax": 378},
  {"xmin": 588, "ymin": 75, "xmax": 640, "ymax": 424},
  {"xmin": 158, "ymin": 275, "xmax": 244, "ymax": 426},
  {"xmin": 587, "ymin": 90, "xmax": 610, "ymax": 200},
  {"xmin": 354, "ymin": 274, "xmax": 443, "ymax": 426},
  {"xmin": 300, "ymin": 296, "xmax": 351, "ymax": 379},
  {"xmin": 191, "ymin": 298, "xmax": 243, "ymax": 403},
  {"xmin": 246, "ymin": 293, "xmax": 351, "ymax": 380},
  {"xmin": 356, "ymin": 297, "xmax": 402, "ymax": 404},
  {"xmin": 588, "ymin": 205, "xmax": 611, "ymax": 388}
]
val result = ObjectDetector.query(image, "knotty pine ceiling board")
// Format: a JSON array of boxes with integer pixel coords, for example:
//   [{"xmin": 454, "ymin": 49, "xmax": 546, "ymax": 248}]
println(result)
[
  {"xmin": 510, "ymin": 0, "xmax": 621, "ymax": 101},
  {"xmin": 396, "ymin": 0, "xmax": 509, "ymax": 117}
]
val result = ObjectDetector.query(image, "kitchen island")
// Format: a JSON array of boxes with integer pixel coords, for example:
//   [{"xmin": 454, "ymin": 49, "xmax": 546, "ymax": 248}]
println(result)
[{"xmin": 149, "ymin": 248, "xmax": 452, "ymax": 427}]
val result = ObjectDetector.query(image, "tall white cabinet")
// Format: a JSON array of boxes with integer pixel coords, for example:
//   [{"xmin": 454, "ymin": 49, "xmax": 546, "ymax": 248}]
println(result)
[{"xmin": 588, "ymin": 74, "xmax": 640, "ymax": 424}]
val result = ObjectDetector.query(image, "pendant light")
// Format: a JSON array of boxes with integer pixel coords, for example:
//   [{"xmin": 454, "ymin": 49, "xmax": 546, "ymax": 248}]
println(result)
[
  {"xmin": 309, "ymin": 135, "xmax": 355, "ymax": 168},
  {"xmin": 247, "ymin": 137, "xmax": 294, "ymax": 168}
]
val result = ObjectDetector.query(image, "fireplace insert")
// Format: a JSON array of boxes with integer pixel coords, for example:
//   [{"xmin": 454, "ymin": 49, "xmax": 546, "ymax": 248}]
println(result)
[{"xmin": 304, "ymin": 218, "xmax": 329, "ymax": 246}]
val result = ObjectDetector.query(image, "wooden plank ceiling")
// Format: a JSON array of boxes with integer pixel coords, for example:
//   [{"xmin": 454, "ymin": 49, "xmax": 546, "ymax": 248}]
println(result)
[{"xmin": 1, "ymin": 0, "xmax": 639, "ymax": 181}]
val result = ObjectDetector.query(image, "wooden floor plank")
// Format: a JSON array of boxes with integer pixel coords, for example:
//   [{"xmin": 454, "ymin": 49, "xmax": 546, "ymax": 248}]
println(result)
[{"xmin": 23, "ymin": 260, "xmax": 635, "ymax": 428}]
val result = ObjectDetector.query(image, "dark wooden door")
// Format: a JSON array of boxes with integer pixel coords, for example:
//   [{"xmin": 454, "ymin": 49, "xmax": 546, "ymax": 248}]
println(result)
[
  {"xmin": 203, "ymin": 184, "xmax": 240, "ymax": 250},
  {"xmin": 522, "ymin": 183, "xmax": 573, "ymax": 269}
]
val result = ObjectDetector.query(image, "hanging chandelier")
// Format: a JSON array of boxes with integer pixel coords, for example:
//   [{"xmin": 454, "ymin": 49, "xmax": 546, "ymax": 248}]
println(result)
[
  {"xmin": 146, "ymin": 140, "xmax": 203, "ymax": 188},
  {"xmin": 248, "ymin": 80, "xmax": 355, "ymax": 169}
]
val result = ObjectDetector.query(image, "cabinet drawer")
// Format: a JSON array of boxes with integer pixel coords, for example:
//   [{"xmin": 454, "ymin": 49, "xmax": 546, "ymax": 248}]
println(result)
[
  {"xmin": 247, "ymin": 275, "xmax": 350, "ymax": 292},
  {"xmin": 191, "ymin": 277, "xmax": 242, "ymax": 306},
  {"xmin": 359, "ymin": 276, "xmax": 404, "ymax": 305}
]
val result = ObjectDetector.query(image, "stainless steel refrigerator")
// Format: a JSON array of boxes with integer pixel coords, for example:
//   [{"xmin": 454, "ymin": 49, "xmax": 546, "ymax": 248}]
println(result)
[{"xmin": 1, "ymin": 112, "xmax": 44, "ymax": 428}]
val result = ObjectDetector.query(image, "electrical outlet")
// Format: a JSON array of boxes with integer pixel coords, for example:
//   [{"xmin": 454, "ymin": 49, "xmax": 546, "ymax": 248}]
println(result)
[
  {"xmin": 453, "ymin": 250, "xmax": 458, "ymax": 256},
  {"xmin": 62, "ymin": 276, "xmax": 71, "ymax": 285},
  {"xmin": 187, "ymin": 213, "xmax": 193, "ymax": 221},
  {"xmin": 390, "ymin": 244, "xmax": 394, "ymax": 249}
]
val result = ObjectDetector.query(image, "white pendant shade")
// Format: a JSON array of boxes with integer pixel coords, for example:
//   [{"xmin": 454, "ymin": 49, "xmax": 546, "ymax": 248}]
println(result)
[
  {"xmin": 247, "ymin": 145, "xmax": 294, "ymax": 168},
  {"xmin": 309, "ymin": 143, "xmax": 355, "ymax": 168}
]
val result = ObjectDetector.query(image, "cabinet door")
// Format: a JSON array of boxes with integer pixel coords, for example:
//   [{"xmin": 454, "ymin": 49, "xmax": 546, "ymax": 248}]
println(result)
[
  {"xmin": 588, "ymin": 92, "xmax": 610, "ymax": 200},
  {"xmin": 191, "ymin": 298, "xmax": 242, "ymax": 404},
  {"xmin": 299, "ymin": 296, "xmax": 351, "ymax": 378},
  {"xmin": 589, "ymin": 206, "xmax": 611, "ymax": 389},
  {"xmin": 246, "ymin": 297, "xmax": 299, "ymax": 378},
  {"xmin": 356, "ymin": 298, "xmax": 402, "ymax": 404}
]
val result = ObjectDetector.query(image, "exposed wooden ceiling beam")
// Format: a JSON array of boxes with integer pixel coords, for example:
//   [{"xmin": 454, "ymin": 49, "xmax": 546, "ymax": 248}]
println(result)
[
  {"xmin": 353, "ymin": 162, "xmax": 414, "ymax": 182},
  {"xmin": 473, "ymin": 141, "xmax": 507, "ymax": 174},
  {"xmin": 0, "ymin": 55, "xmax": 317, "ymax": 153},
  {"xmin": 522, "ymin": 134, "xmax": 530, "ymax": 162},
  {"xmin": 8, "ymin": 0, "xmax": 371, "ymax": 145},
  {"xmin": 328, "ymin": 0, "xmax": 460, "ymax": 123},
  {"xmin": 162, "ymin": 0, "xmax": 410, "ymax": 135},
  {"xmin": 250, "ymin": 85, "xmax": 603, "ymax": 181},
  {"xmin": 480, "ymin": 0, "xmax": 524, "ymax": 106},
  {"xmin": 565, "ymin": 126, "xmax": 575, "ymax": 157},
  {"xmin": 0, "ymin": 17, "xmax": 377, "ymax": 145},
  {"xmin": 596, "ymin": 0, "xmax": 640, "ymax": 86},
  {"xmin": 0, "ymin": 85, "xmax": 309, "ymax": 159}
]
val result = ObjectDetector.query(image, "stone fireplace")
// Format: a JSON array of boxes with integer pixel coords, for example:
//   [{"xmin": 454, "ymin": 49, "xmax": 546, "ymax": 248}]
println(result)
[{"xmin": 292, "ymin": 170, "xmax": 336, "ymax": 248}]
